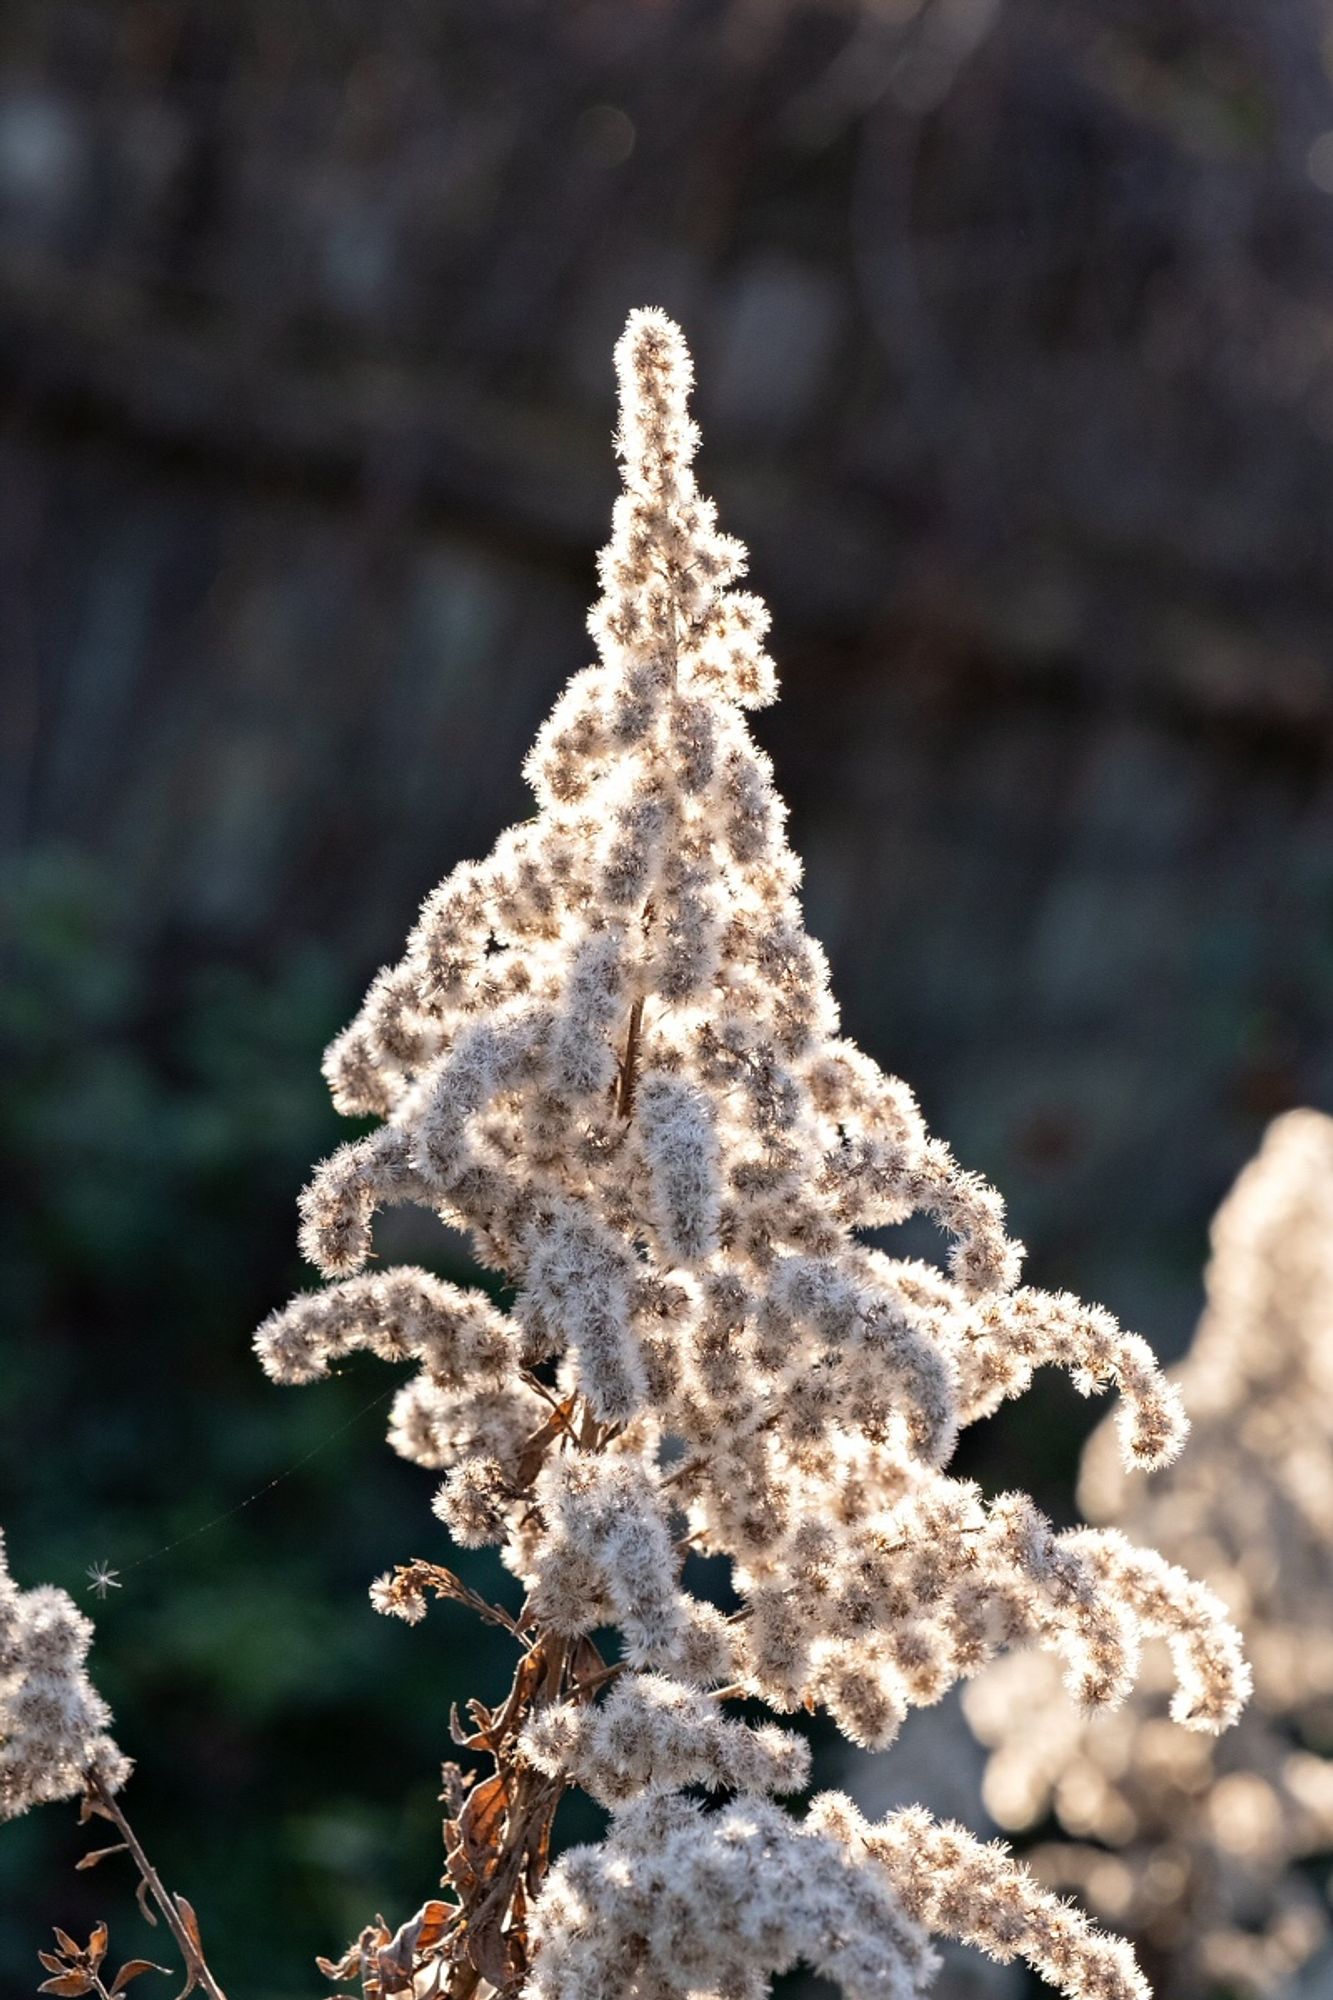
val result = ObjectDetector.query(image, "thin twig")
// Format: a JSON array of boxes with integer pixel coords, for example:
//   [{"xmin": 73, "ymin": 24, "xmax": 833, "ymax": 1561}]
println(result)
[
  {"xmin": 613, "ymin": 901, "xmax": 655, "ymax": 1121},
  {"xmin": 571, "ymin": 1659, "xmax": 627, "ymax": 1698},
  {"xmin": 519, "ymin": 1370, "xmax": 582, "ymax": 1441},
  {"xmin": 84, "ymin": 1770, "xmax": 228, "ymax": 2000},
  {"xmin": 615, "ymin": 993, "xmax": 645, "ymax": 1119},
  {"xmin": 389, "ymin": 1560, "xmax": 532, "ymax": 1647}
]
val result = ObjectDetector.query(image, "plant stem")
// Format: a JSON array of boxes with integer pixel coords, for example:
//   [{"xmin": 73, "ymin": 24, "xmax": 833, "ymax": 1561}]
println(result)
[
  {"xmin": 615, "ymin": 994, "xmax": 645, "ymax": 1119},
  {"xmin": 85, "ymin": 1771, "xmax": 229, "ymax": 2000}
]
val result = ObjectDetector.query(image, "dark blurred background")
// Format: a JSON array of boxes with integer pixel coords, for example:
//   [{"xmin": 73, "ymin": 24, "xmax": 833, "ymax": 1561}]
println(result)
[{"xmin": 4, "ymin": 1, "xmax": 1333, "ymax": 1993}]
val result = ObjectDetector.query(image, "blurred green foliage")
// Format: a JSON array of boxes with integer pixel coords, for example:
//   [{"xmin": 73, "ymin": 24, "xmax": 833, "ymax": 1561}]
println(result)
[{"xmin": 0, "ymin": 848, "xmax": 534, "ymax": 1996}]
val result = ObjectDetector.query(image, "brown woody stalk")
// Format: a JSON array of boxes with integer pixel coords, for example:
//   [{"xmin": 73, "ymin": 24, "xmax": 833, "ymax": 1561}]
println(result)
[{"xmin": 322, "ymin": 1549, "xmax": 614, "ymax": 1995}]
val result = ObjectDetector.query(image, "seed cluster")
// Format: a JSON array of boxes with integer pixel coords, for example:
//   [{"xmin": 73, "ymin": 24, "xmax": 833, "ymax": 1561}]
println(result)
[
  {"xmin": 0, "ymin": 1528, "xmax": 130, "ymax": 1822},
  {"xmin": 256, "ymin": 309, "xmax": 1250, "ymax": 1999},
  {"xmin": 968, "ymin": 1112, "xmax": 1333, "ymax": 1998}
]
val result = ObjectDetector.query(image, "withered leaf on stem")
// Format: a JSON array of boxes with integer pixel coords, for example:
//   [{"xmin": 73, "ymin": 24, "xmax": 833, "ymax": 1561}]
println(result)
[
  {"xmin": 109, "ymin": 1961, "xmax": 171, "ymax": 1993},
  {"xmin": 315, "ymin": 1920, "xmax": 390, "ymax": 1983},
  {"xmin": 385, "ymin": 1901, "xmax": 452, "ymax": 1977},
  {"xmin": 464, "ymin": 1698, "xmax": 498, "ymax": 1753},
  {"xmin": 76, "ymin": 1842, "xmax": 129, "ymax": 1871},
  {"xmin": 173, "ymin": 1896, "xmax": 203, "ymax": 1956},
  {"xmin": 525, "ymin": 1803, "xmax": 555, "ymax": 1895},
  {"xmin": 458, "ymin": 1772, "xmax": 508, "ymax": 1886},
  {"xmin": 509, "ymin": 1875, "xmax": 529, "ymax": 1954},
  {"xmin": 447, "ymin": 1841, "xmax": 479, "ymax": 1901},
  {"xmin": 494, "ymin": 1646, "xmax": 545, "ymax": 1744},
  {"xmin": 439, "ymin": 1761, "xmax": 473, "ymax": 1817},
  {"xmin": 569, "ymin": 1634, "xmax": 607, "ymax": 1690},
  {"xmin": 366, "ymin": 1902, "xmax": 453, "ymax": 1996},
  {"xmin": 313, "ymin": 1951, "xmax": 356, "ymax": 1980},
  {"xmin": 467, "ymin": 1910, "xmax": 523, "ymax": 1990},
  {"xmin": 513, "ymin": 1400, "xmax": 576, "ymax": 1491}
]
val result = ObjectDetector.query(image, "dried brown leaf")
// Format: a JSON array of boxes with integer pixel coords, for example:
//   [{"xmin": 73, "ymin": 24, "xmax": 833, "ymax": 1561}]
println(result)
[
  {"xmin": 412, "ymin": 1964, "xmax": 446, "ymax": 2000},
  {"xmin": 467, "ymin": 1913, "xmax": 521, "ymax": 1990},
  {"xmin": 173, "ymin": 1898, "xmax": 203, "ymax": 1956},
  {"xmin": 446, "ymin": 1831, "xmax": 480, "ymax": 1901},
  {"xmin": 38, "ymin": 1978, "xmax": 93, "ymax": 1997},
  {"xmin": 570, "ymin": 1635, "xmax": 606, "ymax": 1687},
  {"xmin": 109, "ymin": 1962, "xmax": 170, "ymax": 1994},
  {"xmin": 316, "ymin": 1920, "xmax": 388, "ymax": 1983},
  {"xmin": 372, "ymin": 1902, "xmax": 454, "ymax": 1995},
  {"xmin": 465, "ymin": 1697, "xmax": 497, "ymax": 1751},
  {"xmin": 76, "ymin": 1843, "xmax": 129, "ymax": 1871},
  {"xmin": 438, "ymin": 1761, "xmax": 473, "ymax": 1817},
  {"xmin": 495, "ymin": 1645, "xmax": 545, "ymax": 1742},
  {"xmin": 509, "ymin": 1876, "xmax": 531, "ymax": 1963},
  {"xmin": 513, "ymin": 1401, "xmax": 575, "ymax": 1490},
  {"xmin": 88, "ymin": 1925, "xmax": 108, "ymax": 1969},
  {"xmin": 459, "ymin": 1773, "xmax": 508, "ymax": 1886},
  {"xmin": 526, "ymin": 1804, "xmax": 554, "ymax": 1892}
]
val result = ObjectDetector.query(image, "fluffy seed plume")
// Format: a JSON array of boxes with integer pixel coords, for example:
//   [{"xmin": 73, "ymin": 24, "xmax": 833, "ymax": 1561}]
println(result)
[
  {"xmin": 0, "ymin": 1528, "xmax": 130, "ymax": 1822},
  {"xmin": 255, "ymin": 308, "xmax": 1247, "ymax": 2000},
  {"xmin": 967, "ymin": 1114, "xmax": 1333, "ymax": 1997}
]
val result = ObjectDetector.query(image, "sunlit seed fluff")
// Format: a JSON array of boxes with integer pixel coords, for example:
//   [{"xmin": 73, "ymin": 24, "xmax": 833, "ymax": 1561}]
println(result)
[
  {"xmin": 521, "ymin": 1673, "xmax": 810, "ymax": 1807},
  {"xmin": 253, "ymin": 307, "xmax": 1248, "ymax": 2000},
  {"xmin": 961, "ymin": 1289, "xmax": 1189, "ymax": 1470},
  {"xmin": 967, "ymin": 1112, "xmax": 1327, "ymax": 1999},
  {"xmin": 655, "ymin": 867, "xmax": 724, "ymax": 1002},
  {"xmin": 0, "ymin": 1530, "xmax": 131, "ymax": 1821},
  {"xmin": 522, "ymin": 1208, "xmax": 646, "ymax": 1424},
  {"xmin": 599, "ymin": 791, "xmax": 668, "ymax": 908},
  {"xmin": 814, "ymin": 1797, "xmax": 1150, "ymax": 2000},
  {"xmin": 297, "ymin": 1127, "xmax": 427, "ymax": 1277},
  {"xmin": 387, "ymin": 1374, "xmax": 543, "ymax": 1475},
  {"xmin": 637, "ymin": 1072, "xmax": 722, "ymax": 1265},
  {"xmin": 524, "ymin": 666, "xmax": 614, "ymax": 807},
  {"xmin": 527, "ymin": 1455, "xmax": 685, "ymax": 1666},
  {"xmin": 433, "ymin": 1457, "xmax": 513, "ymax": 1548},
  {"xmin": 254, "ymin": 1267, "xmax": 514, "ymax": 1386},
  {"xmin": 687, "ymin": 594, "xmax": 779, "ymax": 712},
  {"xmin": 549, "ymin": 926, "xmax": 629, "ymax": 1098},
  {"xmin": 667, "ymin": 695, "xmax": 718, "ymax": 795},
  {"xmin": 527, "ymin": 1793, "xmax": 936, "ymax": 2000}
]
